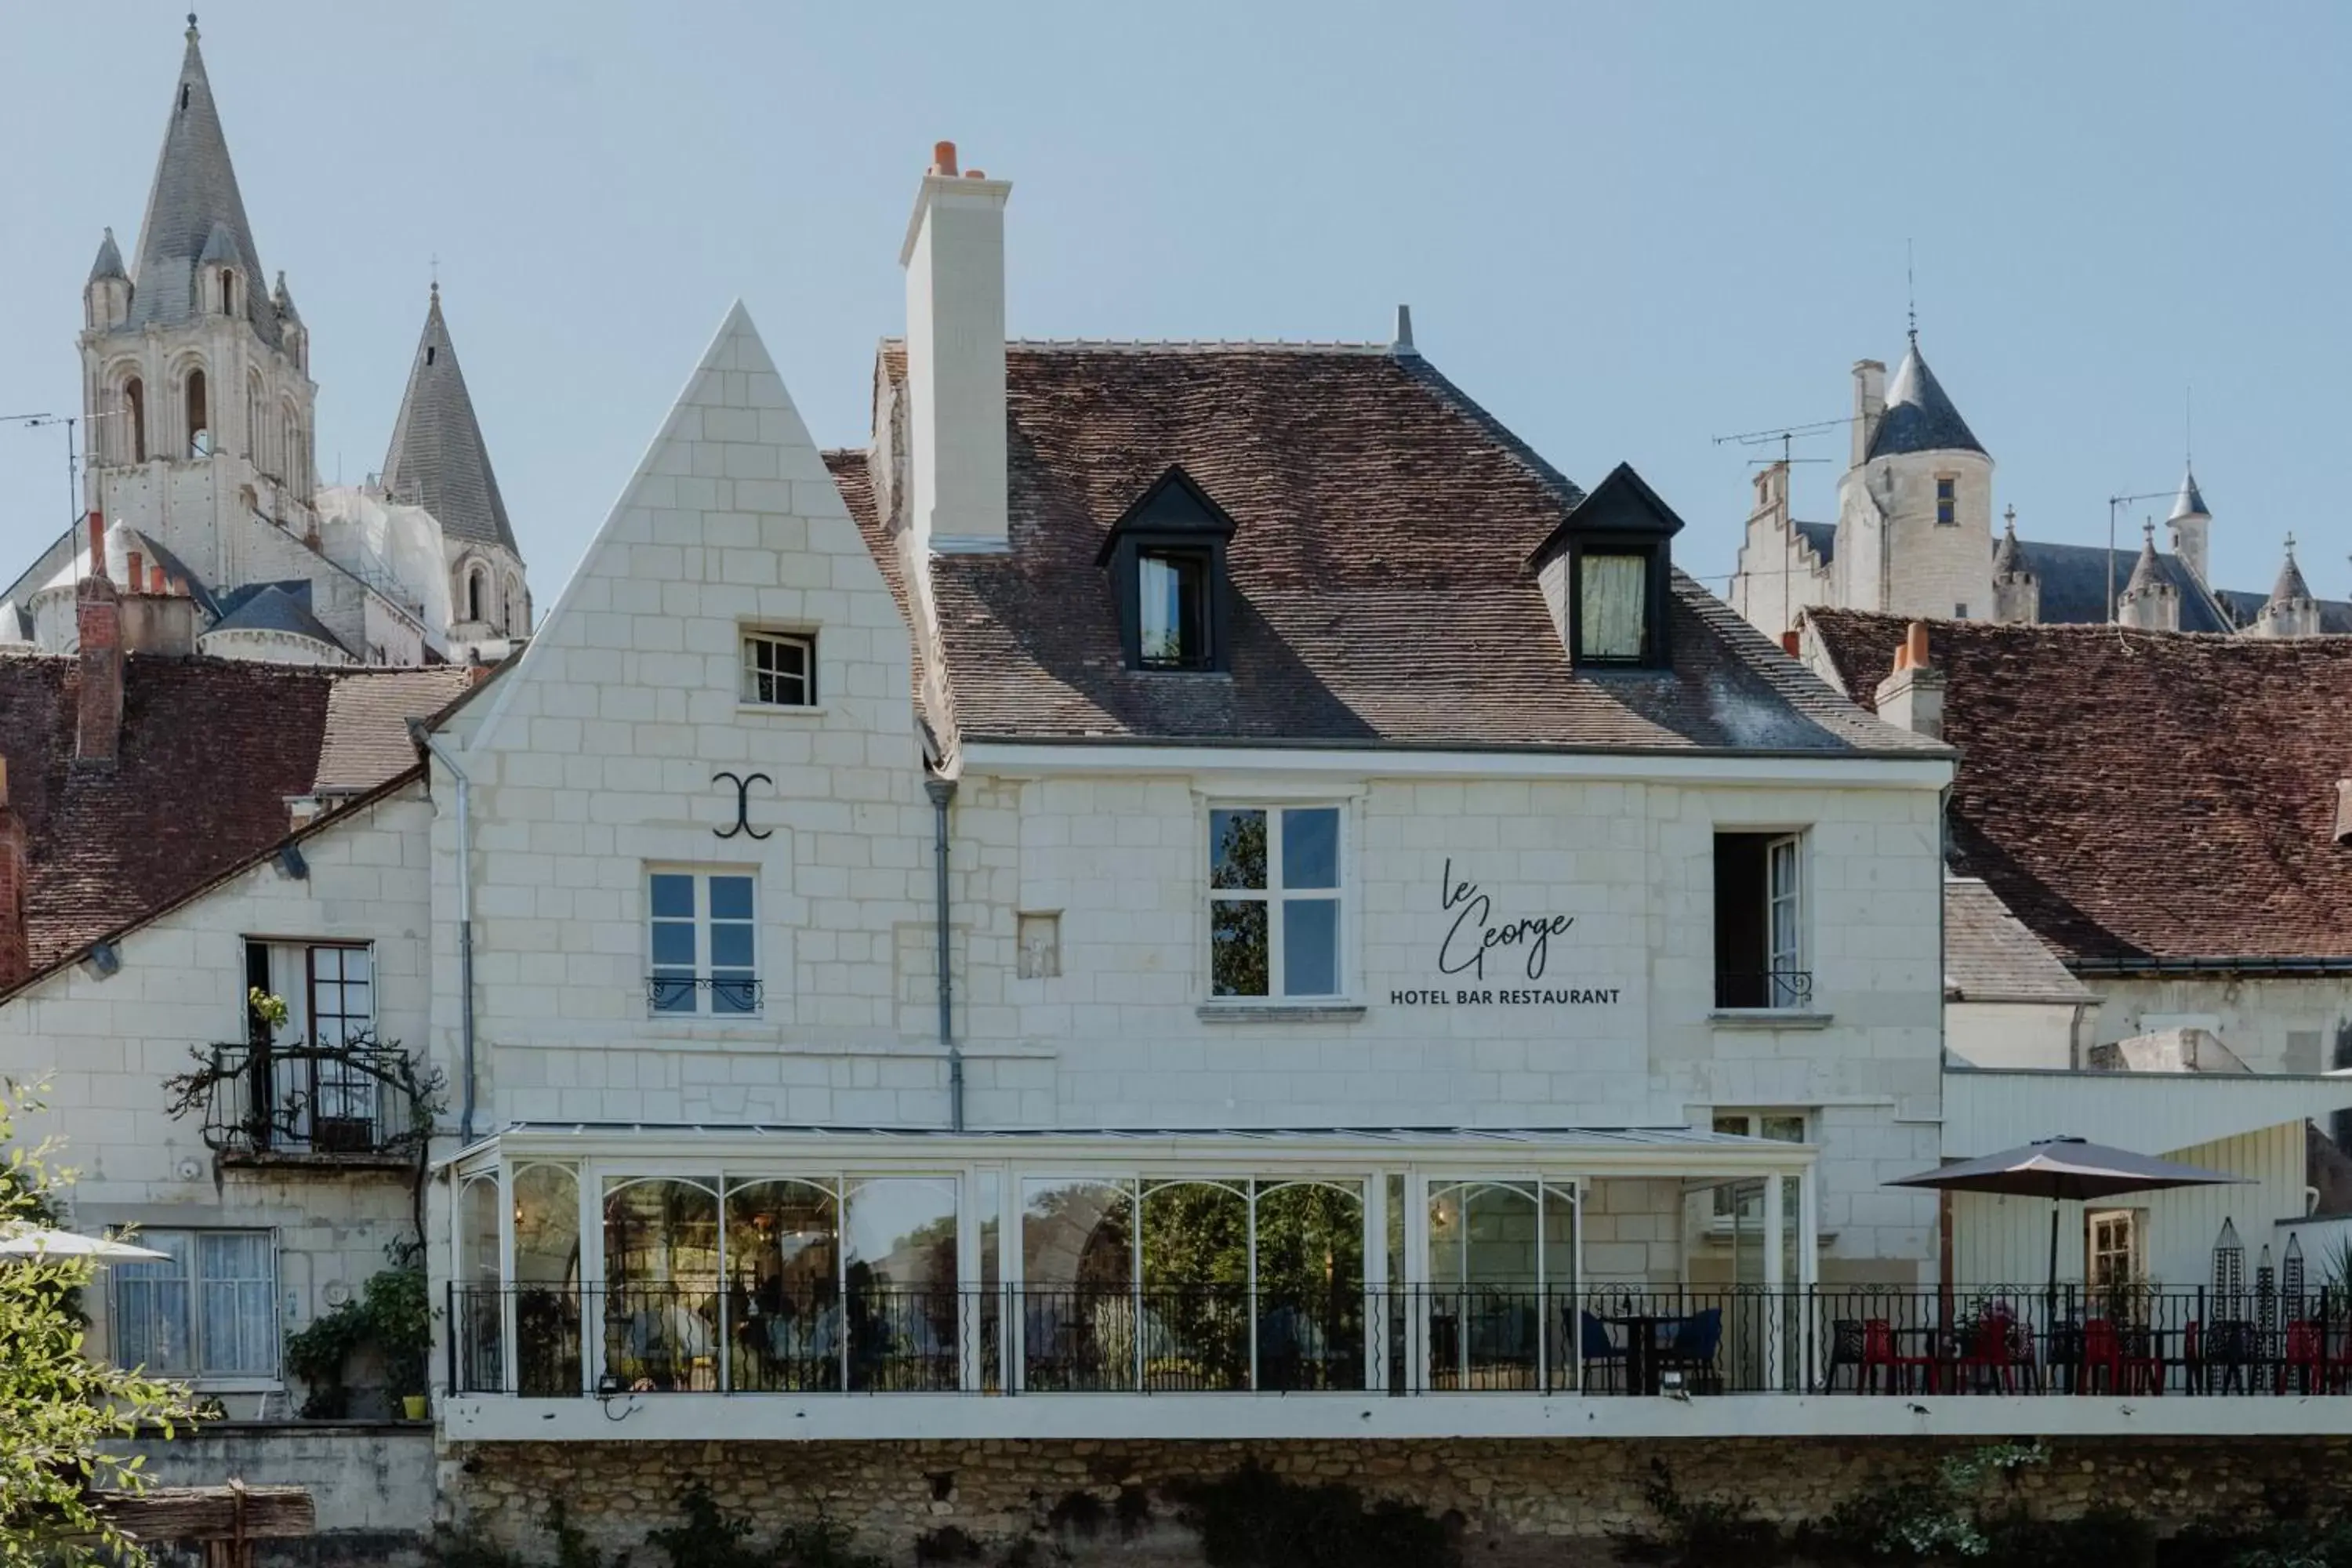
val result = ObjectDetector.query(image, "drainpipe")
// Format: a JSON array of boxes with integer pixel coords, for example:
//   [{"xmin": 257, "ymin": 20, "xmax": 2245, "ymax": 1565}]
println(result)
[
  {"xmin": 416, "ymin": 725, "xmax": 477, "ymax": 1142},
  {"xmin": 924, "ymin": 776, "xmax": 964, "ymax": 1133}
]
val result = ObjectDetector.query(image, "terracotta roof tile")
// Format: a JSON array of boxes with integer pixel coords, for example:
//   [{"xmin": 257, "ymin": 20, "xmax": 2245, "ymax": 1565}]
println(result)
[
  {"xmin": 1808, "ymin": 609, "xmax": 2352, "ymax": 964},
  {"xmin": 1943, "ymin": 877, "xmax": 2097, "ymax": 1003},
  {"xmin": 887, "ymin": 343, "xmax": 1934, "ymax": 754},
  {"xmin": 0, "ymin": 655, "xmax": 459, "ymax": 978},
  {"xmin": 314, "ymin": 667, "xmax": 474, "ymax": 793}
]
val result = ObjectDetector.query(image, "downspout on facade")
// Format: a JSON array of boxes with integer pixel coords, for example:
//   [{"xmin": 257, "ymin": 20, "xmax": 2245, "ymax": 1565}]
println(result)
[
  {"xmin": 416, "ymin": 724, "xmax": 477, "ymax": 1142},
  {"xmin": 925, "ymin": 775, "xmax": 964, "ymax": 1133}
]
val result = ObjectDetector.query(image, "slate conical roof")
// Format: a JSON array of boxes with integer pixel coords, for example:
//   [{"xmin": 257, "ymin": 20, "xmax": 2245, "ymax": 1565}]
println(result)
[
  {"xmin": 380, "ymin": 286, "xmax": 518, "ymax": 554},
  {"xmin": 88, "ymin": 228, "xmax": 128, "ymax": 284},
  {"xmin": 2270, "ymin": 543, "xmax": 2314, "ymax": 608},
  {"xmin": 1866, "ymin": 338, "xmax": 1987, "ymax": 460},
  {"xmin": 127, "ymin": 19, "xmax": 278, "ymax": 347},
  {"xmin": 2123, "ymin": 525, "xmax": 2168, "ymax": 598},
  {"xmin": 2169, "ymin": 466, "xmax": 2209, "ymax": 523}
]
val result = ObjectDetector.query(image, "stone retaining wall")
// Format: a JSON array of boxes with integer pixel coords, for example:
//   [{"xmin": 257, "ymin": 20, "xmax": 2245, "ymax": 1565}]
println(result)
[{"xmin": 443, "ymin": 1435, "xmax": 2352, "ymax": 1563}]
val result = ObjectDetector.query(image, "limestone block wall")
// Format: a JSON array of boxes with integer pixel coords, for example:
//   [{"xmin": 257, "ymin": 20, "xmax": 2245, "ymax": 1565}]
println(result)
[
  {"xmin": 443, "ymin": 1435, "xmax": 2352, "ymax": 1563},
  {"xmin": 125, "ymin": 1423, "xmax": 434, "ymax": 1564},
  {"xmin": 2081, "ymin": 975, "xmax": 2352, "ymax": 1076},
  {"xmin": 0, "ymin": 789, "xmax": 435, "ymax": 1377}
]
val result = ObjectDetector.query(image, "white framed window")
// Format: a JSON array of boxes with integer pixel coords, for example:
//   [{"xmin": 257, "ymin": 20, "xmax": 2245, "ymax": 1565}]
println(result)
[
  {"xmin": 741, "ymin": 630, "xmax": 815, "ymax": 707},
  {"xmin": 1207, "ymin": 805, "xmax": 1343, "ymax": 1000},
  {"xmin": 1711, "ymin": 1111, "xmax": 1808, "ymax": 1218},
  {"xmin": 242, "ymin": 939, "xmax": 380, "ymax": 1150},
  {"xmin": 2086, "ymin": 1209, "xmax": 2143, "ymax": 1292},
  {"xmin": 111, "ymin": 1230, "xmax": 278, "ymax": 1380},
  {"xmin": 1712, "ymin": 830, "xmax": 1808, "ymax": 1009},
  {"xmin": 648, "ymin": 869, "xmax": 759, "ymax": 1015}
]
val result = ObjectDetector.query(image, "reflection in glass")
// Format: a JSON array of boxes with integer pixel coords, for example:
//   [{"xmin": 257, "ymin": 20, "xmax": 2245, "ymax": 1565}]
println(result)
[
  {"xmin": 1255, "ymin": 1181, "xmax": 1366, "ymax": 1391},
  {"xmin": 603, "ymin": 1178, "xmax": 720, "ymax": 1392},
  {"xmin": 1141, "ymin": 1181, "xmax": 1250, "ymax": 1389},
  {"xmin": 724, "ymin": 1179, "xmax": 838, "ymax": 1391},
  {"xmin": 1427, "ymin": 1181, "xmax": 1541, "ymax": 1390},
  {"xmin": 1283, "ymin": 898, "xmax": 1338, "ymax": 996},
  {"xmin": 1211, "ymin": 900, "xmax": 1269, "ymax": 996},
  {"xmin": 459, "ymin": 1176, "xmax": 503, "ymax": 1392},
  {"xmin": 847, "ymin": 1178, "xmax": 959, "ymax": 1390},
  {"xmin": 513, "ymin": 1164, "xmax": 582, "ymax": 1396},
  {"xmin": 1022, "ymin": 1179, "xmax": 1136, "ymax": 1390},
  {"xmin": 1209, "ymin": 810, "xmax": 1267, "ymax": 890},
  {"xmin": 1281, "ymin": 807, "xmax": 1339, "ymax": 889}
]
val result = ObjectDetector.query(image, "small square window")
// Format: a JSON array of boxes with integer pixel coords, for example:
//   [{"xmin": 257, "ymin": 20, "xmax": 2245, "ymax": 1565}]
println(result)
[
  {"xmin": 1138, "ymin": 550, "xmax": 1211, "ymax": 669},
  {"xmin": 648, "ymin": 869, "xmax": 760, "ymax": 1014},
  {"xmin": 742, "ymin": 631, "xmax": 815, "ymax": 706},
  {"xmin": 1935, "ymin": 477, "xmax": 1957, "ymax": 526}
]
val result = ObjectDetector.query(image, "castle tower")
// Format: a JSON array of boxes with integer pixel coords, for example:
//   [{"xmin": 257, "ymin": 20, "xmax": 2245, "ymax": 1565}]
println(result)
[
  {"xmin": 381, "ymin": 285, "xmax": 529, "ymax": 644},
  {"xmin": 1831, "ymin": 333, "xmax": 1995, "ymax": 622},
  {"xmin": 2166, "ymin": 466, "xmax": 2212, "ymax": 588},
  {"xmin": 2117, "ymin": 522, "xmax": 2180, "ymax": 631},
  {"xmin": 79, "ymin": 16, "xmax": 318, "ymax": 590}
]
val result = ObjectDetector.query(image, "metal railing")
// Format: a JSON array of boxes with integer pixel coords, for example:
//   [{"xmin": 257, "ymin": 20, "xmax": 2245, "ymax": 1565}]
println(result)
[
  {"xmin": 1713, "ymin": 968, "xmax": 1814, "ymax": 1010},
  {"xmin": 446, "ymin": 1283, "xmax": 2352, "ymax": 1399},
  {"xmin": 194, "ymin": 1038, "xmax": 419, "ymax": 1159}
]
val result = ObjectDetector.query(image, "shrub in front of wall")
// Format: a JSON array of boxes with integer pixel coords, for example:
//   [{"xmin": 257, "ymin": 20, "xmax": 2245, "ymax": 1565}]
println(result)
[{"xmin": 1171, "ymin": 1462, "xmax": 1457, "ymax": 1568}]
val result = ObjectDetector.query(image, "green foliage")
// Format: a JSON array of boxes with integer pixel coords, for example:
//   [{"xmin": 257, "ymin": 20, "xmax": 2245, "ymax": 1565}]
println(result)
[
  {"xmin": 0, "ymin": 1078, "xmax": 204, "ymax": 1567},
  {"xmin": 1618, "ymin": 1459, "xmax": 1788, "ymax": 1567},
  {"xmin": 284, "ymin": 1239, "xmax": 431, "ymax": 1417},
  {"xmin": 644, "ymin": 1483, "xmax": 883, "ymax": 1568},
  {"xmin": 1173, "ymin": 1461, "xmax": 1457, "ymax": 1568}
]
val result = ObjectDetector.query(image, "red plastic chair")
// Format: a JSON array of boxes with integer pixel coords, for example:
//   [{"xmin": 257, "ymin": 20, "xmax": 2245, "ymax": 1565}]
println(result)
[
  {"xmin": 1862, "ymin": 1319, "xmax": 1937, "ymax": 1393},
  {"xmin": 2281, "ymin": 1320, "xmax": 2326, "ymax": 1395},
  {"xmin": 2082, "ymin": 1319, "xmax": 2125, "ymax": 1393}
]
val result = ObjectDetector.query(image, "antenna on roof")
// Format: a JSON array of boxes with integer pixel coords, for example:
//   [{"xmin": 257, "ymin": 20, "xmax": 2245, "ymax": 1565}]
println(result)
[
  {"xmin": 2104, "ymin": 485, "xmax": 2180, "ymax": 622},
  {"xmin": 2184, "ymin": 385, "xmax": 2193, "ymax": 465}
]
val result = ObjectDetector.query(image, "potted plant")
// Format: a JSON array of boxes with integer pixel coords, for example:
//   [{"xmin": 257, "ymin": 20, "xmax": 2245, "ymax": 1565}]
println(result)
[{"xmin": 285, "ymin": 1241, "xmax": 432, "ymax": 1420}]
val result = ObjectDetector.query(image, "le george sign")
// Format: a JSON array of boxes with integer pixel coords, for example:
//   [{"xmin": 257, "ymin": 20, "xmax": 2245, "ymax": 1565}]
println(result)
[{"xmin": 1389, "ymin": 858, "xmax": 1621, "ymax": 1007}]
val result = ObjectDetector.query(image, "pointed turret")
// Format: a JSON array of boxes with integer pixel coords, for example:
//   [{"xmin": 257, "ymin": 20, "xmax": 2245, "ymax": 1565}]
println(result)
[
  {"xmin": 2117, "ymin": 521, "xmax": 2180, "ymax": 631},
  {"xmin": 2166, "ymin": 463, "xmax": 2212, "ymax": 587},
  {"xmin": 1865, "ymin": 337, "xmax": 1987, "ymax": 459},
  {"xmin": 2255, "ymin": 535, "xmax": 2321, "ymax": 638},
  {"xmin": 381, "ymin": 285, "xmax": 519, "ymax": 554},
  {"xmin": 87, "ymin": 228, "xmax": 128, "ymax": 285},
  {"xmin": 1991, "ymin": 506, "xmax": 2038, "ymax": 624},
  {"xmin": 125, "ymin": 16, "xmax": 276, "ymax": 344}
]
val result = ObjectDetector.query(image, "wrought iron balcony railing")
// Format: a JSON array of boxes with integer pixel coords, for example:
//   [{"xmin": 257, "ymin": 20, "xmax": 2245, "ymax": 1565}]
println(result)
[
  {"xmin": 645, "ymin": 975, "xmax": 763, "ymax": 1014},
  {"xmin": 185, "ymin": 1037, "xmax": 424, "ymax": 1161},
  {"xmin": 446, "ymin": 1282, "xmax": 2352, "ymax": 1400},
  {"xmin": 1713, "ymin": 967, "xmax": 1814, "ymax": 1011}
]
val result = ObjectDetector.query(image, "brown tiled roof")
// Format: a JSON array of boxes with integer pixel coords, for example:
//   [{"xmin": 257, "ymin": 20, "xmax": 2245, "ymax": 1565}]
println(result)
[
  {"xmin": 0, "ymin": 655, "xmax": 459, "ymax": 981},
  {"xmin": 314, "ymin": 667, "xmax": 473, "ymax": 793},
  {"xmin": 1943, "ymin": 878, "xmax": 2097, "ymax": 1003},
  {"xmin": 822, "ymin": 449, "xmax": 904, "ymax": 617},
  {"xmin": 877, "ymin": 343, "xmax": 1936, "ymax": 754},
  {"xmin": 1808, "ymin": 609, "xmax": 2352, "ymax": 964}
]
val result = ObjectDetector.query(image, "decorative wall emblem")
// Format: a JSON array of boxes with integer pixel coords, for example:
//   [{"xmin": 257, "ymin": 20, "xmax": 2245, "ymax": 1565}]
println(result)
[{"xmin": 712, "ymin": 771, "xmax": 774, "ymax": 840}]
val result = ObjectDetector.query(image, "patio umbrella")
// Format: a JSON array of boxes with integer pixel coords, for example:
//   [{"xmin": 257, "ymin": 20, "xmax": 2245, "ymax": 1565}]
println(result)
[
  {"xmin": 1886, "ymin": 1138, "xmax": 2245, "ymax": 1318},
  {"xmin": 0, "ymin": 1224, "xmax": 169, "ymax": 1263}
]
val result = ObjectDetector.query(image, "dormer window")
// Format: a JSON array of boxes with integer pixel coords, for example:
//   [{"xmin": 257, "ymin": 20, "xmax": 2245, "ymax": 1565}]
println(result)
[
  {"xmin": 1577, "ymin": 551, "xmax": 1650, "ymax": 661},
  {"xmin": 1138, "ymin": 548, "xmax": 1211, "ymax": 669},
  {"xmin": 1527, "ymin": 462, "xmax": 1686, "ymax": 672},
  {"xmin": 1098, "ymin": 466, "xmax": 1240, "ymax": 674}
]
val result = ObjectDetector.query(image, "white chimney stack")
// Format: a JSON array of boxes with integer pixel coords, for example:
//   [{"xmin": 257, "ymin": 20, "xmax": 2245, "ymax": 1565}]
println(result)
[{"xmin": 902, "ymin": 140, "xmax": 1012, "ymax": 554}]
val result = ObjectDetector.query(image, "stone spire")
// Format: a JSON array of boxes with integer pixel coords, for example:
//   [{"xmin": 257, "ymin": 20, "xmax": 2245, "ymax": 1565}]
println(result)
[
  {"xmin": 1991, "ymin": 505, "xmax": 2038, "ymax": 625},
  {"xmin": 2169, "ymin": 466, "xmax": 2209, "ymax": 524},
  {"xmin": 126, "ymin": 14, "xmax": 278, "ymax": 345},
  {"xmin": 381, "ymin": 285, "xmax": 518, "ymax": 554},
  {"xmin": 2166, "ymin": 463, "xmax": 2212, "ymax": 587},
  {"xmin": 87, "ymin": 227, "xmax": 127, "ymax": 284}
]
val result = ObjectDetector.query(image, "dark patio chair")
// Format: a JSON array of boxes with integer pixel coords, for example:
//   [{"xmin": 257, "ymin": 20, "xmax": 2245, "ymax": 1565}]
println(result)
[
  {"xmin": 1577, "ymin": 1308, "xmax": 1626, "ymax": 1392},
  {"xmin": 1824, "ymin": 1318, "xmax": 1863, "ymax": 1392},
  {"xmin": 1656, "ymin": 1308, "xmax": 1723, "ymax": 1392}
]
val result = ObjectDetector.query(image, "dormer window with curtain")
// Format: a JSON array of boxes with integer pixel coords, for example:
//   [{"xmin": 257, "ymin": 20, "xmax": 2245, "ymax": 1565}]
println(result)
[
  {"xmin": 1527, "ymin": 461, "xmax": 1686, "ymax": 671},
  {"xmin": 1098, "ymin": 466, "xmax": 1239, "ymax": 673}
]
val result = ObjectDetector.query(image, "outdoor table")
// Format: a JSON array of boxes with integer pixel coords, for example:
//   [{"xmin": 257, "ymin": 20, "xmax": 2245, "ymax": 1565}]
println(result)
[{"xmin": 1601, "ymin": 1314, "xmax": 1671, "ymax": 1396}]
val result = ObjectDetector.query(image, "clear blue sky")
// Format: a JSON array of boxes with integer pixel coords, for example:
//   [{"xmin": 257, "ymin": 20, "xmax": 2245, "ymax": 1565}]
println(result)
[{"xmin": 2, "ymin": 0, "xmax": 2345, "ymax": 604}]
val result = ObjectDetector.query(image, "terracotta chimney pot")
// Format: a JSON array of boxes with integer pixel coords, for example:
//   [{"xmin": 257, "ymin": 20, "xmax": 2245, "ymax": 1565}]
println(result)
[{"xmin": 932, "ymin": 140, "xmax": 959, "ymax": 176}]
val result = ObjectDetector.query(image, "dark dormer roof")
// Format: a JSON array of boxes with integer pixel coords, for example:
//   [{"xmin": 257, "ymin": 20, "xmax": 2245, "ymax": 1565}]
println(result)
[
  {"xmin": 126, "ymin": 21, "xmax": 280, "ymax": 348},
  {"xmin": 380, "ymin": 288, "xmax": 519, "ymax": 554},
  {"xmin": 2169, "ymin": 467, "xmax": 2209, "ymax": 522},
  {"xmin": 1527, "ymin": 461, "xmax": 1686, "ymax": 570},
  {"xmin": 88, "ymin": 228, "xmax": 128, "ymax": 285},
  {"xmin": 1866, "ymin": 341, "xmax": 1986, "ymax": 460},
  {"xmin": 1092, "ymin": 465, "xmax": 1240, "ymax": 565}
]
